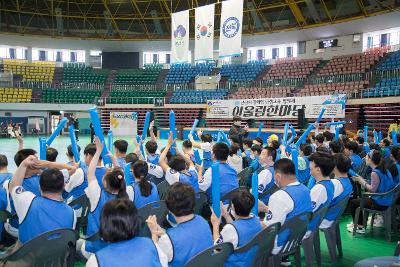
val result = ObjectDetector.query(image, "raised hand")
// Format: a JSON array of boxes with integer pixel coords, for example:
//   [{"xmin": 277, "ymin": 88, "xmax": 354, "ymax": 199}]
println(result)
[{"xmin": 94, "ymin": 136, "xmax": 104, "ymax": 152}]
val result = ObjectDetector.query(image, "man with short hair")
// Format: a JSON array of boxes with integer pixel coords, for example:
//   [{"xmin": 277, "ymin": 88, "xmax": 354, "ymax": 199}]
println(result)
[
  {"xmin": 113, "ymin": 139, "xmax": 129, "ymax": 168},
  {"xmin": 0, "ymin": 154, "xmax": 12, "ymax": 186}
]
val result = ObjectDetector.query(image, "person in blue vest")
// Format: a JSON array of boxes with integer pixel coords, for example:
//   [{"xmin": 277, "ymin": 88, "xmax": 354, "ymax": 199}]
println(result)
[
  {"xmin": 86, "ymin": 198, "xmax": 167, "ymax": 267},
  {"xmin": 242, "ymin": 139, "xmax": 253, "ymax": 168},
  {"xmin": 389, "ymin": 146, "xmax": 400, "ymax": 184},
  {"xmin": 9, "ymin": 155, "xmax": 75, "ymax": 245},
  {"xmin": 329, "ymin": 139, "xmax": 344, "ymax": 155},
  {"xmin": 320, "ymin": 153, "xmax": 353, "ymax": 229},
  {"xmin": 210, "ymin": 188, "xmax": 262, "ymax": 267},
  {"xmin": 113, "ymin": 139, "xmax": 128, "ymax": 168},
  {"xmin": 145, "ymin": 141, "xmax": 161, "ymax": 166},
  {"xmin": 348, "ymin": 150, "xmax": 395, "ymax": 234},
  {"xmin": 249, "ymin": 144, "xmax": 262, "ymax": 172},
  {"xmin": 264, "ymin": 158, "xmax": 312, "ymax": 265},
  {"xmin": 200, "ymin": 142, "xmax": 238, "ymax": 198},
  {"xmin": 0, "ymin": 154, "xmax": 12, "ymax": 186},
  {"xmin": 298, "ymin": 144, "xmax": 313, "ymax": 184},
  {"xmin": 146, "ymin": 182, "xmax": 212, "ymax": 267},
  {"xmin": 126, "ymin": 160, "xmax": 159, "ymax": 209},
  {"xmin": 305, "ymin": 152, "xmax": 335, "ymax": 238},
  {"xmin": 380, "ymin": 138, "xmax": 391, "ymax": 159},
  {"xmin": 64, "ymin": 145, "xmax": 87, "ymax": 204},
  {"xmin": 78, "ymin": 137, "xmax": 130, "ymax": 259},
  {"xmin": 182, "ymin": 140, "xmax": 196, "ymax": 163},
  {"xmin": 188, "ymin": 130, "xmax": 213, "ymax": 171},
  {"xmin": 159, "ymin": 133, "xmax": 200, "ymax": 193},
  {"xmin": 0, "ymin": 186, "xmax": 7, "ymax": 246},
  {"xmin": 258, "ymin": 146, "xmax": 277, "ymax": 204},
  {"xmin": 344, "ymin": 141, "xmax": 362, "ymax": 171},
  {"xmin": 84, "ymin": 143, "xmax": 107, "ymax": 189},
  {"xmin": 123, "ymin": 152, "xmax": 138, "ymax": 185},
  {"xmin": 46, "ymin": 147, "xmax": 58, "ymax": 162}
]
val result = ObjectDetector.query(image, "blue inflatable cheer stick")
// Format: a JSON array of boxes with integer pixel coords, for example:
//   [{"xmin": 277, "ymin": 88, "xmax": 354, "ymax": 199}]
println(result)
[
  {"xmin": 46, "ymin": 117, "xmax": 68, "ymax": 146},
  {"xmin": 211, "ymin": 162, "xmax": 221, "ymax": 218},
  {"xmin": 251, "ymin": 172, "xmax": 259, "ymax": 215},
  {"xmin": 68, "ymin": 125, "xmax": 80, "ymax": 162},
  {"xmin": 88, "ymin": 106, "xmax": 111, "ymax": 165}
]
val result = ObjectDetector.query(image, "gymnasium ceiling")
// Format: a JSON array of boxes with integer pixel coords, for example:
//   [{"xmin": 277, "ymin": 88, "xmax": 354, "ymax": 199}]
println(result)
[{"xmin": 0, "ymin": 0, "xmax": 399, "ymax": 40}]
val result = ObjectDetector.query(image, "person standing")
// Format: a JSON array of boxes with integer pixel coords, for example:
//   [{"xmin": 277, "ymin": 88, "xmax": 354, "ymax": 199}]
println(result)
[
  {"xmin": 228, "ymin": 116, "xmax": 248, "ymax": 146},
  {"xmin": 90, "ymin": 123, "xmax": 95, "ymax": 143},
  {"xmin": 73, "ymin": 118, "xmax": 79, "ymax": 142}
]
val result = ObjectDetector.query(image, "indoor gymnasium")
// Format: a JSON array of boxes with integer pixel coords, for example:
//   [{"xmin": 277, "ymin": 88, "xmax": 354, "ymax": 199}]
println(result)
[{"xmin": 0, "ymin": 0, "xmax": 400, "ymax": 266}]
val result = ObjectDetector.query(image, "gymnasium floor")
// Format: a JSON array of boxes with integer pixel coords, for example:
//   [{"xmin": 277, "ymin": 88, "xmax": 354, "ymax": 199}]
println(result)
[{"xmin": 0, "ymin": 136, "xmax": 398, "ymax": 266}]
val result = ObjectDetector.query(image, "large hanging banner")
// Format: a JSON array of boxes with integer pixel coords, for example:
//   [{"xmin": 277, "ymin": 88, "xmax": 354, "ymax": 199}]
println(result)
[
  {"xmin": 171, "ymin": 10, "xmax": 189, "ymax": 63},
  {"xmin": 195, "ymin": 4, "xmax": 215, "ymax": 61},
  {"xmin": 110, "ymin": 112, "xmax": 138, "ymax": 136},
  {"xmin": 206, "ymin": 94, "xmax": 347, "ymax": 119},
  {"xmin": 219, "ymin": 0, "xmax": 243, "ymax": 58}
]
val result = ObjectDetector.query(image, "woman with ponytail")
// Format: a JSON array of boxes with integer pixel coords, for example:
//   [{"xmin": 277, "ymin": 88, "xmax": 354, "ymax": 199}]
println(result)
[
  {"xmin": 348, "ymin": 150, "xmax": 395, "ymax": 234},
  {"xmin": 78, "ymin": 137, "xmax": 130, "ymax": 259},
  {"xmin": 126, "ymin": 160, "xmax": 159, "ymax": 209}
]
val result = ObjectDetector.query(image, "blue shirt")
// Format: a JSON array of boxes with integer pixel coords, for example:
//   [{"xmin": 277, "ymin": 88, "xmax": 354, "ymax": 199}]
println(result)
[
  {"xmin": 95, "ymin": 167, "xmax": 107, "ymax": 189},
  {"xmin": 351, "ymin": 154, "xmax": 362, "ymax": 171},
  {"xmin": 0, "ymin": 173, "xmax": 12, "ymax": 187}
]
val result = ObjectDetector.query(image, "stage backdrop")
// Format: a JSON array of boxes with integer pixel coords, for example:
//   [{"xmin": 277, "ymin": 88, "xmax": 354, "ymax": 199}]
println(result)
[
  {"xmin": 206, "ymin": 94, "xmax": 346, "ymax": 120},
  {"xmin": 110, "ymin": 112, "xmax": 137, "ymax": 136}
]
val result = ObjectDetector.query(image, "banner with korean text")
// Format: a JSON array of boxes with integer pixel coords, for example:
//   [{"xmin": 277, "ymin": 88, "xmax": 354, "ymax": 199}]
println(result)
[
  {"xmin": 218, "ymin": 0, "xmax": 243, "ymax": 58},
  {"xmin": 195, "ymin": 4, "xmax": 215, "ymax": 61},
  {"xmin": 206, "ymin": 94, "xmax": 346, "ymax": 119},
  {"xmin": 110, "ymin": 112, "xmax": 138, "ymax": 136},
  {"xmin": 171, "ymin": 10, "xmax": 189, "ymax": 63}
]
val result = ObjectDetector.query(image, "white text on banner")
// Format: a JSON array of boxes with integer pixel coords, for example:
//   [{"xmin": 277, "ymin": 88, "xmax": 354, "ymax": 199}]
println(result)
[
  {"xmin": 171, "ymin": 10, "xmax": 189, "ymax": 63},
  {"xmin": 219, "ymin": 0, "xmax": 243, "ymax": 58}
]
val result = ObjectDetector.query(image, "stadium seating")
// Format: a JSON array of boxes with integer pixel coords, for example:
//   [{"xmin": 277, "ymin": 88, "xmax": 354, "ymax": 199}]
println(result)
[
  {"xmin": 3, "ymin": 59, "xmax": 55, "ymax": 82},
  {"xmin": 63, "ymin": 63, "xmax": 108, "ymax": 84},
  {"xmin": 0, "ymin": 87, "xmax": 32, "ymax": 103},
  {"xmin": 41, "ymin": 88, "xmax": 101, "ymax": 104},
  {"xmin": 228, "ymin": 86, "xmax": 293, "ymax": 99},
  {"xmin": 113, "ymin": 64, "xmax": 162, "ymax": 86},
  {"xmin": 169, "ymin": 89, "xmax": 228, "ymax": 104},
  {"xmin": 362, "ymin": 77, "xmax": 400, "ymax": 97},
  {"xmin": 220, "ymin": 61, "xmax": 267, "ymax": 82},
  {"xmin": 108, "ymin": 90, "xmax": 166, "ymax": 104},
  {"xmin": 165, "ymin": 63, "xmax": 214, "ymax": 84},
  {"xmin": 317, "ymin": 49, "xmax": 386, "ymax": 76},
  {"xmin": 377, "ymin": 50, "xmax": 400, "ymax": 71},
  {"xmin": 261, "ymin": 58, "xmax": 320, "ymax": 80},
  {"xmin": 299, "ymin": 80, "xmax": 369, "ymax": 96}
]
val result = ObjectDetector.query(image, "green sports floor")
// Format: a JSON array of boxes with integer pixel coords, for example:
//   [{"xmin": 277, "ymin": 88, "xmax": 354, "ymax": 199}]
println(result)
[{"xmin": 0, "ymin": 136, "xmax": 398, "ymax": 266}]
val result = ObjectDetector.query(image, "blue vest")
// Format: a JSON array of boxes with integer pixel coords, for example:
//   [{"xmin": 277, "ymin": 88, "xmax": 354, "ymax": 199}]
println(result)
[
  {"xmin": 96, "ymin": 237, "xmax": 162, "ymax": 267},
  {"xmin": 383, "ymin": 147, "xmax": 391, "ymax": 159},
  {"xmin": 19, "ymin": 197, "xmax": 74, "ymax": 244},
  {"xmin": 0, "ymin": 188, "xmax": 8, "ymax": 241},
  {"xmin": 308, "ymin": 180, "xmax": 334, "ymax": 232},
  {"xmin": 124, "ymin": 163, "xmax": 134, "ymax": 185},
  {"xmin": 250, "ymin": 158, "xmax": 261, "ymax": 172},
  {"xmin": 147, "ymin": 154, "xmax": 160, "ymax": 166},
  {"xmin": 133, "ymin": 181, "xmax": 160, "ymax": 209},
  {"xmin": 225, "ymin": 217, "xmax": 262, "ymax": 267},
  {"xmin": 203, "ymin": 150, "xmax": 212, "ymax": 170},
  {"xmin": 277, "ymin": 184, "xmax": 312, "ymax": 247},
  {"xmin": 95, "ymin": 167, "xmax": 107, "ymax": 190},
  {"xmin": 117, "ymin": 157, "xmax": 126, "ymax": 169},
  {"xmin": 259, "ymin": 166, "xmax": 275, "ymax": 204},
  {"xmin": 167, "ymin": 215, "xmax": 213, "ymax": 267},
  {"xmin": 0, "ymin": 173, "xmax": 12, "ymax": 187},
  {"xmin": 394, "ymin": 163, "xmax": 400, "ymax": 184},
  {"xmin": 9, "ymin": 175, "xmax": 41, "ymax": 229},
  {"xmin": 372, "ymin": 169, "xmax": 395, "ymax": 207},
  {"xmin": 179, "ymin": 170, "xmax": 200, "ymax": 193},
  {"xmin": 298, "ymin": 157, "xmax": 310, "ymax": 184},
  {"xmin": 85, "ymin": 189, "xmax": 117, "ymax": 253},
  {"xmin": 307, "ymin": 176, "xmax": 316, "ymax": 189},
  {"xmin": 210, "ymin": 163, "xmax": 238, "ymax": 199},
  {"xmin": 64, "ymin": 166, "xmax": 88, "ymax": 202},
  {"xmin": 351, "ymin": 154, "xmax": 362, "ymax": 171},
  {"xmin": 324, "ymin": 177, "xmax": 353, "ymax": 221}
]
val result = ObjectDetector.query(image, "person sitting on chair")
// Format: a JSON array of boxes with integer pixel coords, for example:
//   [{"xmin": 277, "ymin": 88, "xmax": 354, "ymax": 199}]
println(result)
[
  {"xmin": 9, "ymin": 156, "xmax": 76, "ymax": 245},
  {"xmin": 86, "ymin": 199, "xmax": 167, "ymax": 267},
  {"xmin": 146, "ymin": 183, "xmax": 213, "ymax": 267},
  {"xmin": 113, "ymin": 140, "xmax": 129, "ymax": 169},
  {"xmin": 210, "ymin": 188, "xmax": 262, "ymax": 267},
  {"xmin": 257, "ymin": 147, "xmax": 278, "ymax": 205}
]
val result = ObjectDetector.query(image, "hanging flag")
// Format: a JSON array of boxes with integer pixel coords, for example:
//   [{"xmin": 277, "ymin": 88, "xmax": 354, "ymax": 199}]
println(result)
[
  {"xmin": 195, "ymin": 4, "xmax": 215, "ymax": 61},
  {"xmin": 219, "ymin": 0, "xmax": 243, "ymax": 58},
  {"xmin": 171, "ymin": 10, "xmax": 189, "ymax": 63}
]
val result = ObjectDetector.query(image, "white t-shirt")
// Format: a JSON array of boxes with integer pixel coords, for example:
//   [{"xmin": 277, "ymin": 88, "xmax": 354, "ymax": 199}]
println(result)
[
  {"xmin": 214, "ymin": 224, "xmax": 239, "ymax": 248},
  {"xmin": 319, "ymin": 178, "xmax": 344, "ymax": 229},
  {"xmin": 147, "ymin": 163, "xmax": 164, "ymax": 179},
  {"xmin": 199, "ymin": 168, "xmax": 212, "ymax": 192},
  {"xmin": 304, "ymin": 182, "xmax": 328, "ymax": 238},
  {"xmin": 165, "ymin": 166, "xmax": 197, "ymax": 185},
  {"xmin": 227, "ymin": 155, "xmax": 243, "ymax": 174},
  {"xmin": 258, "ymin": 168, "xmax": 273, "ymax": 193},
  {"xmin": 200, "ymin": 142, "xmax": 212, "ymax": 153},
  {"xmin": 64, "ymin": 168, "xmax": 85, "ymax": 194}
]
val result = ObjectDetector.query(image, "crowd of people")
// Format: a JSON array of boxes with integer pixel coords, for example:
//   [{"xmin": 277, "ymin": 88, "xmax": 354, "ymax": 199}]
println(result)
[{"xmin": 0, "ymin": 117, "xmax": 399, "ymax": 267}]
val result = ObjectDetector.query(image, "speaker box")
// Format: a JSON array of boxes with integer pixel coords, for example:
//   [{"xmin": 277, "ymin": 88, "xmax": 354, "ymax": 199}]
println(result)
[{"xmin": 298, "ymin": 108, "xmax": 305, "ymax": 129}]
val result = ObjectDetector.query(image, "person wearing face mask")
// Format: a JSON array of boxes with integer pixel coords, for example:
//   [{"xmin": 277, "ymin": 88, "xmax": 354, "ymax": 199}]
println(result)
[
  {"xmin": 228, "ymin": 116, "xmax": 248, "ymax": 146},
  {"xmin": 210, "ymin": 189, "xmax": 262, "ymax": 267},
  {"xmin": 257, "ymin": 146, "xmax": 278, "ymax": 205},
  {"xmin": 264, "ymin": 158, "xmax": 313, "ymax": 264}
]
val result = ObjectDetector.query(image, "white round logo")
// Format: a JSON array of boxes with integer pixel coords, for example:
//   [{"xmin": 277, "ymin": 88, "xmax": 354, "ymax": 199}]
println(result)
[{"xmin": 222, "ymin": 17, "xmax": 240, "ymax": 38}]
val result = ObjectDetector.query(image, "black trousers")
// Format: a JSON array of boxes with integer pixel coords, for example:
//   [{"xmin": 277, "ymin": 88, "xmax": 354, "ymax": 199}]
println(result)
[{"xmin": 349, "ymin": 197, "xmax": 386, "ymax": 225}]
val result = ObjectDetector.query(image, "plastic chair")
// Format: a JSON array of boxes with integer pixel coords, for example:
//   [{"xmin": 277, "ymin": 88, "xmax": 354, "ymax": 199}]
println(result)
[
  {"xmin": 184, "ymin": 242, "xmax": 234, "ymax": 267},
  {"xmin": 137, "ymin": 201, "xmax": 168, "ymax": 237},
  {"xmin": 194, "ymin": 191, "xmax": 209, "ymax": 216},
  {"xmin": 0, "ymin": 228, "xmax": 76, "ymax": 267},
  {"xmin": 269, "ymin": 212, "xmax": 312, "ymax": 267},
  {"xmin": 238, "ymin": 167, "xmax": 253, "ymax": 187},
  {"xmin": 235, "ymin": 222, "xmax": 280, "ymax": 267},
  {"xmin": 157, "ymin": 180, "xmax": 170, "ymax": 201},
  {"xmin": 302, "ymin": 205, "xmax": 329, "ymax": 267},
  {"xmin": 68, "ymin": 194, "xmax": 90, "ymax": 236},
  {"xmin": 353, "ymin": 183, "xmax": 400, "ymax": 242}
]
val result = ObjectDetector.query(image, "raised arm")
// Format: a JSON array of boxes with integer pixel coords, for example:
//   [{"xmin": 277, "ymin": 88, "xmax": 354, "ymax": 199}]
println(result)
[
  {"xmin": 10, "ymin": 155, "xmax": 37, "ymax": 192},
  {"xmin": 159, "ymin": 131, "xmax": 175, "ymax": 172},
  {"xmin": 34, "ymin": 160, "xmax": 77, "ymax": 176},
  {"xmin": 149, "ymin": 121, "xmax": 157, "ymax": 142},
  {"xmin": 88, "ymin": 137, "xmax": 104, "ymax": 183},
  {"xmin": 188, "ymin": 130, "xmax": 202, "ymax": 149},
  {"xmin": 133, "ymin": 135, "xmax": 145, "ymax": 160},
  {"xmin": 16, "ymin": 133, "xmax": 24, "ymax": 151}
]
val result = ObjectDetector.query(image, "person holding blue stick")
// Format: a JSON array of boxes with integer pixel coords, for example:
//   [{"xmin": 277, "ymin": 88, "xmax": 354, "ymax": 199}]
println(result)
[
  {"xmin": 189, "ymin": 130, "xmax": 213, "ymax": 171},
  {"xmin": 88, "ymin": 107, "xmax": 111, "ymax": 166}
]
